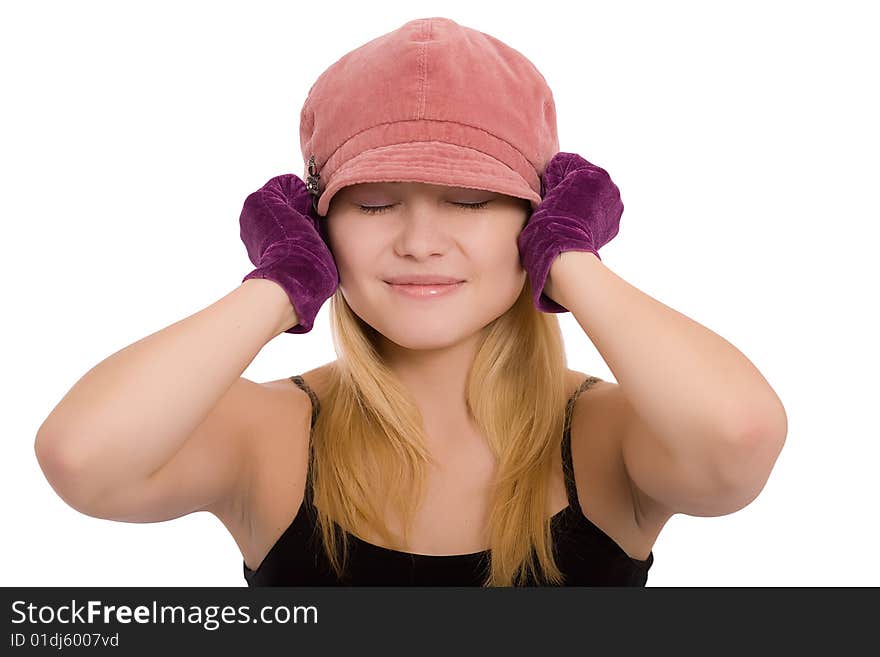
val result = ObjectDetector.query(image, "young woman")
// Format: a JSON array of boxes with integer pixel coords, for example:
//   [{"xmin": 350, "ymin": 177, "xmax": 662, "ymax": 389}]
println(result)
[{"xmin": 34, "ymin": 17, "xmax": 787, "ymax": 587}]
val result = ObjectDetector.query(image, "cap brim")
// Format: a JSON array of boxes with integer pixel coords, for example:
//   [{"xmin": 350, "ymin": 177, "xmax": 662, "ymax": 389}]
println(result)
[{"xmin": 315, "ymin": 141, "xmax": 541, "ymax": 217}]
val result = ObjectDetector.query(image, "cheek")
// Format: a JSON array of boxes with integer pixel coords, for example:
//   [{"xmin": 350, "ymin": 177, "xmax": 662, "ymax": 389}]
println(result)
[
  {"xmin": 477, "ymin": 234, "xmax": 524, "ymax": 275},
  {"xmin": 470, "ymin": 213, "xmax": 524, "ymax": 254},
  {"xmin": 329, "ymin": 225, "xmax": 385, "ymax": 282}
]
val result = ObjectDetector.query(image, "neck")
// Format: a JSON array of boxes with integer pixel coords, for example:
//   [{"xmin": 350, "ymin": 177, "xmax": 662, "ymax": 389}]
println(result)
[{"xmin": 378, "ymin": 331, "xmax": 482, "ymax": 442}]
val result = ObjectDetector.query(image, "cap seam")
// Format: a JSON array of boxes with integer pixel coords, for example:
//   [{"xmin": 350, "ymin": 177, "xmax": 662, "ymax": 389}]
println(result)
[
  {"xmin": 317, "ymin": 118, "xmax": 537, "ymax": 181},
  {"xmin": 333, "ymin": 139, "xmax": 522, "ymax": 178}
]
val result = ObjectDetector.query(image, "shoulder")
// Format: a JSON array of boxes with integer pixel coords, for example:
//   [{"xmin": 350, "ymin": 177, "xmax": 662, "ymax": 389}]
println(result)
[
  {"xmin": 565, "ymin": 368, "xmax": 611, "ymax": 398},
  {"xmin": 241, "ymin": 364, "xmax": 337, "ymax": 493},
  {"xmin": 225, "ymin": 365, "xmax": 337, "ymax": 558},
  {"xmin": 563, "ymin": 370, "xmax": 621, "ymax": 487},
  {"xmin": 263, "ymin": 361, "xmax": 336, "ymax": 392},
  {"xmin": 252, "ymin": 362, "xmax": 337, "ymax": 450},
  {"xmin": 259, "ymin": 362, "xmax": 335, "ymax": 407},
  {"xmin": 564, "ymin": 369, "xmax": 668, "ymax": 552}
]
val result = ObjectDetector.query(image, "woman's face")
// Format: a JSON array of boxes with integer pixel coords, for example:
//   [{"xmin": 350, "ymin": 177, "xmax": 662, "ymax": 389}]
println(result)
[{"xmin": 325, "ymin": 181, "xmax": 532, "ymax": 350}]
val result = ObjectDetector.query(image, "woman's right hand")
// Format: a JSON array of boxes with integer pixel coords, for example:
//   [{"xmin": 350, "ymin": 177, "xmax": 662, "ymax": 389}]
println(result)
[{"xmin": 239, "ymin": 174, "xmax": 339, "ymax": 334}]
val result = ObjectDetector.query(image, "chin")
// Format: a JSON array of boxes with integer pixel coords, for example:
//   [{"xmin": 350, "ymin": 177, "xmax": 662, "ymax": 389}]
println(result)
[{"xmin": 373, "ymin": 322, "xmax": 475, "ymax": 351}]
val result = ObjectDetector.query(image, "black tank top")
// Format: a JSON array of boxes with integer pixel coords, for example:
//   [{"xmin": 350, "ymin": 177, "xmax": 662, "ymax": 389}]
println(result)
[{"xmin": 243, "ymin": 375, "xmax": 654, "ymax": 586}]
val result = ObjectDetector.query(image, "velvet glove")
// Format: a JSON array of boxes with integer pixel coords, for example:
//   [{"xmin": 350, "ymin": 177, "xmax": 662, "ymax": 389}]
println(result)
[
  {"xmin": 517, "ymin": 152, "xmax": 623, "ymax": 313},
  {"xmin": 239, "ymin": 174, "xmax": 339, "ymax": 334}
]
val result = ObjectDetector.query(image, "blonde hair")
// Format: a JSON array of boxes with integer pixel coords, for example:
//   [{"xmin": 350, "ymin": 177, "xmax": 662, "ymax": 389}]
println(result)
[{"xmin": 307, "ymin": 276, "xmax": 572, "ymax": 586}]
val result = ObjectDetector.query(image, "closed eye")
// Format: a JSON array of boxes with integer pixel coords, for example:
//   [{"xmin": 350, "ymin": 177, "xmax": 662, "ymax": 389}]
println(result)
[{"xmin": 358, "ymin": 201, "xmax": 491, "ymax": 215}]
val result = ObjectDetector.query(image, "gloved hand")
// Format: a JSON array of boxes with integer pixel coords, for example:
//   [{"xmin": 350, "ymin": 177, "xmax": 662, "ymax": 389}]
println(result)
[
  {"xmin": 517, "ymin": 152, "xmax": 623, "ymax": 313},
  {"xmin": 239, "ymin": 174, "xmax": 339, "ymax": 334}
]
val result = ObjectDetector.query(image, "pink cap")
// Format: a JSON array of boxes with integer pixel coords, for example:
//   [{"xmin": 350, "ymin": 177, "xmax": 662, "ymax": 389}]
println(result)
[{"xmin": 299, "ymin": 17, "xmax": 559, "ymax": 217}]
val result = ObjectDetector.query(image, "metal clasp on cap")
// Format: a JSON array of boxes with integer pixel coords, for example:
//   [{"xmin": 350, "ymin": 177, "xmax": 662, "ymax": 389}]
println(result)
[{"xmin": 306, "ymin": 154, "xmax": 321, "ymax": 214}]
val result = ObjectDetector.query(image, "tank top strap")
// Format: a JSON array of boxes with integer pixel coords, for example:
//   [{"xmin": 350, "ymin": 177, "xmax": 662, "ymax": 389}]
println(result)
[
  {"xmin": 290, "ymin": 374, "xmax": 320, "ymax": 507},
  {"xmin": 561, "ymin": 376, "xmax": 604, "ymax": 515},
  {"xmin": 290, "ymin": 375, "xmax": 321, "ymax": 428}
]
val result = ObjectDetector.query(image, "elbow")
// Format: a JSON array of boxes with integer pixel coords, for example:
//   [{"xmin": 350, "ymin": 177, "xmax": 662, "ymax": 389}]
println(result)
[
  {"xmin": 736, "ymin": 397, "xmax": 788, "ymax": 460},
  {"xmin": 35, "ymin": 430, "xmax": 86, "ymax": 479},
  {"xmin": 715, "ymin": 410, "xmax": 787, "ymax": 506},
  {"xmin": 35, "ymin": 431, "xmax": 67, "ymax": 482},
  {"xmin": 729, "ymin": 388, "xmax": 788, "ymax": 452},
  {"xmin": 34, "ymin": 432, "xmax": 102, "ymax": 515}
]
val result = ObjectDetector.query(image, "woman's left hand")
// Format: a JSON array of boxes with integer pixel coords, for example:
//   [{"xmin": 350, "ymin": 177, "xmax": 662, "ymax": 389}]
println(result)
[{"xmin": 517, "ymin": 151, "xmax": 624, "ymax": 312}]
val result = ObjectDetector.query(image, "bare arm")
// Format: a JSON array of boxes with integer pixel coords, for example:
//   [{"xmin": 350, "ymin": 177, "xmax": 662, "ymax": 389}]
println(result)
[{"xmin": 34, "ymin": 278, "xmax": 298, "ymax": 505}]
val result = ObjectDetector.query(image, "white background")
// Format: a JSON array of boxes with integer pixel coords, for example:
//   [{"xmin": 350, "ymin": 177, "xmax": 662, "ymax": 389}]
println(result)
[{"xmin": 3, "ymin": 0, "xmax": 877, "ymax": 586}]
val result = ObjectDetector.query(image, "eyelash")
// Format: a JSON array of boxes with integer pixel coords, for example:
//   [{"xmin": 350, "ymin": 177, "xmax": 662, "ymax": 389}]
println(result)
[{"xmin": 358, "ymin": 201, "xmax": 490, "ymax": 214}]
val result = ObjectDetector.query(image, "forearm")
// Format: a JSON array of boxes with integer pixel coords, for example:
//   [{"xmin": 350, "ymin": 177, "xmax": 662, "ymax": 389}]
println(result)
[
  {"xmin": 547, "ymin": 251, "xmax": 787, "ymax": 457},
  {"xmin": 35, "ymin": 278, "xmax": 298, "ymax": 481}
]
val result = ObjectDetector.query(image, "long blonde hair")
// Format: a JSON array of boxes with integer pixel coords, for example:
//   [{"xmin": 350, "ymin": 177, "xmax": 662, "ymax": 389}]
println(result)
[{"xmin": 308, "ymin": 276, "xmax": 571, "ymax": 586}]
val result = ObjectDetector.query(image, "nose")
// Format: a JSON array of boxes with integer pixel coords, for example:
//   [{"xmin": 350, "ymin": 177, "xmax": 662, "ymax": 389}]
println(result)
[{"xmin": 392, "ymin": 206, "xmax": 455, "ymax": 259}]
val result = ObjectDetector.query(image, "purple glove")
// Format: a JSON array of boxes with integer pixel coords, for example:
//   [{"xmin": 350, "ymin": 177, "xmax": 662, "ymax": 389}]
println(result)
[
  {"xmin": 240, "ymin": 174, "xmax": 339, "ymax": 334},
  {"xmin": 517, "ymin": 152, "xmax": 623, "ymax": 313}
]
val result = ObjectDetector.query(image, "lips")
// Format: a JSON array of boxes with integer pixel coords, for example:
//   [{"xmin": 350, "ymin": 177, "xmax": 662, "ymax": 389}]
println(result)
[
  {"xmin": 386, "ymin": 280, "xmax": 466, "ymax": 299},
  {"xmin": 384, "ymin": 274, "xmax": 465, "ymax": 285}
]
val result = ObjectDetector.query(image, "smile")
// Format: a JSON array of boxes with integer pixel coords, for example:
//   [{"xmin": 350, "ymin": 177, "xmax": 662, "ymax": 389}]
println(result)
[{"xmin": 385, "ymin": 281, "xmax": 466, "ymax": 299}]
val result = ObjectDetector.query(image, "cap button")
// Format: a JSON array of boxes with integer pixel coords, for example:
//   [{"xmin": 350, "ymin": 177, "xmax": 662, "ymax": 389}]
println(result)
[{"xmin": 306, "ymin": 155, "xmax": 321, "ymax": 196}]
